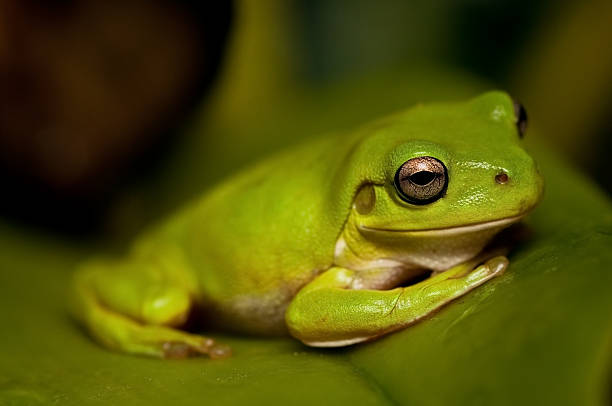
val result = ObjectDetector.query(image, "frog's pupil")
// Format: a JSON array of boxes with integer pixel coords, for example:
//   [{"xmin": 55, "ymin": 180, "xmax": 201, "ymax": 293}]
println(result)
[{"xmin": 409, "ymin": 171, "xmax": 436, "ymax": 186}]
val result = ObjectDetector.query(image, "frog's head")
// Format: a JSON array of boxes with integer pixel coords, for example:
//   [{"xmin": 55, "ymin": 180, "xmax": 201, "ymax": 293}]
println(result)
[{"xmin": 344, "ymin": 91, "xmax": 543, "ymax": 270}]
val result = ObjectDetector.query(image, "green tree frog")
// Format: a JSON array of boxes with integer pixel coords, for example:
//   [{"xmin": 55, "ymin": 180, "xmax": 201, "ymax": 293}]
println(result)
[{"xmin": 72, "ymin": 91, "xmax": 543, "ymax": 359}]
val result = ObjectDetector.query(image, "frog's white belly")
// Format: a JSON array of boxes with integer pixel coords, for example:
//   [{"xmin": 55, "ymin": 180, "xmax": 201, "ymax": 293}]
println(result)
[{"xmin": 334, "ymin": 216, "xmax": 522, "ymax": 275}]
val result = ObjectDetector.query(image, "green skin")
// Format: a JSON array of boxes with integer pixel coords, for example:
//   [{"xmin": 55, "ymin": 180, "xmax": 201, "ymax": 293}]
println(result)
[{"xmin": 73, "ymin": 91, "xmax": 543, "ymax": 359}]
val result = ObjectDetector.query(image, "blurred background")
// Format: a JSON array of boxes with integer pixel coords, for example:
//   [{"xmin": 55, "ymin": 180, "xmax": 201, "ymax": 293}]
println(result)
[{"xmin": 1, "ymin": 0, "xmax": 611, "ymax": 241}]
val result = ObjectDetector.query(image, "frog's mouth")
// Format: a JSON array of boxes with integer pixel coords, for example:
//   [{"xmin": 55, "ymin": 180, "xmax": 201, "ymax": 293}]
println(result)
[{"xmin": 359, "ymin": 214, "xmax": 525, "ymax": 237}]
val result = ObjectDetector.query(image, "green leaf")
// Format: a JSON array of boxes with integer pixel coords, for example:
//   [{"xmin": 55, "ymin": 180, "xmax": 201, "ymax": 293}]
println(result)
[{"xmin": 1, "ymin": 146, "xmax": 610, "ymax": 406}]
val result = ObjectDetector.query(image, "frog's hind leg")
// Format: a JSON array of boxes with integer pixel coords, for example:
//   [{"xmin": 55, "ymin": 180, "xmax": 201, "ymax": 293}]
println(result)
[{"xmin": 72, "ymin": 259, "xmax": 231, "ymax": 359}]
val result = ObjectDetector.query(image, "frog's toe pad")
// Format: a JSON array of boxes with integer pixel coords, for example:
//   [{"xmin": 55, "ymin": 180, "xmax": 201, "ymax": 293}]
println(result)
[
  {"xmin": 208, "ymin": 343, "xmax": 232, "ymax": 359},
  {"xmin": 161, "ymin": 338, "xmax": 232, "ymax": 359},
  {"xmin": 486, "ymin": 256, "xmax": 509, "ymax": 275}
]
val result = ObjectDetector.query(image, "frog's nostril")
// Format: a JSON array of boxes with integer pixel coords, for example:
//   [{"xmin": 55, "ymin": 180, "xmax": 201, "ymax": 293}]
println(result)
[{"xmin": 495, "ymin": 172, "xmax": 509, "ymax": 184}]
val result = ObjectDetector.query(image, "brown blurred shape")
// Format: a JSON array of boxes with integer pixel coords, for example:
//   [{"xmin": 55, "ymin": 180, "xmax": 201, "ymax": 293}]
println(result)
[{"xmin": 0, "ymin": 0, "xmax": 231, "ymax": 231}]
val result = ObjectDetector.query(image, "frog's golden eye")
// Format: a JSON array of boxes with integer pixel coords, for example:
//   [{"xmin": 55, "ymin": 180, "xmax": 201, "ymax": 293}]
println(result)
[
  {"xmin": 394, "ymin": 156, "xmax": 448, "ymax": 205},
  {"xmin": 513, "ymin": 99, "xmax": 528, "ymax": 138}
]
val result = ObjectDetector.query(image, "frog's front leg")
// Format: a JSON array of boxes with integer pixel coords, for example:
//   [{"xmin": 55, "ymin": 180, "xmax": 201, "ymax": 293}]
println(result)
[
  {"xmin": 72, "ymin": 258, "xmax": 231, "ymax": 359},
  {"xmin": 286, "ymin": 256, "xmax": 508, "ymax": 346}
]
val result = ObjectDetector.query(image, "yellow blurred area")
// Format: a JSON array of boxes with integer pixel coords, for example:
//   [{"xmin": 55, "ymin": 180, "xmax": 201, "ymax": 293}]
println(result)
[{"xmin": 515, "ymin": 0, "xmax": 612, "ymax": 164}]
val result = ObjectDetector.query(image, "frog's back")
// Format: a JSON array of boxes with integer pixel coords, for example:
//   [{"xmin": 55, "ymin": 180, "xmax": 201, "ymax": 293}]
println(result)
[{"xmin": 162, "ymin": 134, "xmax": 361, "ymax": 333}]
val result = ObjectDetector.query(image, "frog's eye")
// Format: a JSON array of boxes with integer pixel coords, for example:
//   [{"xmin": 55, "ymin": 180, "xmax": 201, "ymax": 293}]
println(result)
[
  {"xmin": 513, "ymin": 99, "xmax": 528, "ymax": 138},
  {"xmin": 394, "ymin": 156, "xmax": 448, "ymax": 205}
]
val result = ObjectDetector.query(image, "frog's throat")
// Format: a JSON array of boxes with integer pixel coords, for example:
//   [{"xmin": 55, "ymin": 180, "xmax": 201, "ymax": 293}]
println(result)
[{"xmin": 359, "ymin": 214, "xmax": 525, "ymax": 237}]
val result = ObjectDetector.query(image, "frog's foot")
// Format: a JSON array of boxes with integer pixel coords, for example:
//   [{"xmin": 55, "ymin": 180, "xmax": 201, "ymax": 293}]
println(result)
[
  {"xmin": 286, "ymin": 256, "xmax": 509, "ymax": 347},
  {"xmin": 72, "ymin": 260, "xmax": 231, "ymax": 359},
  {"xmin": 85, "ymin": 304, "xmax": 232, "ymax": 359}
]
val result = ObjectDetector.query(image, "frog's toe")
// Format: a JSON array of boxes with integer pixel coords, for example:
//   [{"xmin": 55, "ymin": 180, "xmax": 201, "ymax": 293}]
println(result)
[
  {"xmin": 162, "ymin": 341, "xmax": 193, "ymax": 359},
  {"xmin": 486, "ymin": 256, "xmax": 509, "ymax": 275},
  {"xmin": 463, "ymin": 255, "xmax": 508, "ymax": 284},
  {"xmin": 208, "ymin": 343, "xmax": 232, "ymax": 359},
  {"xmin": 161, "ymin": 336, "xmax": 232, "ymax": 359}
]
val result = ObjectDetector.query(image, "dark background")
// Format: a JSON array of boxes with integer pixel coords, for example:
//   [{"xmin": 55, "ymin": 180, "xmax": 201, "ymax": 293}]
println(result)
[{"xmin": 1, "ymin": 0, "xmax": 610, "ymax": 237}]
